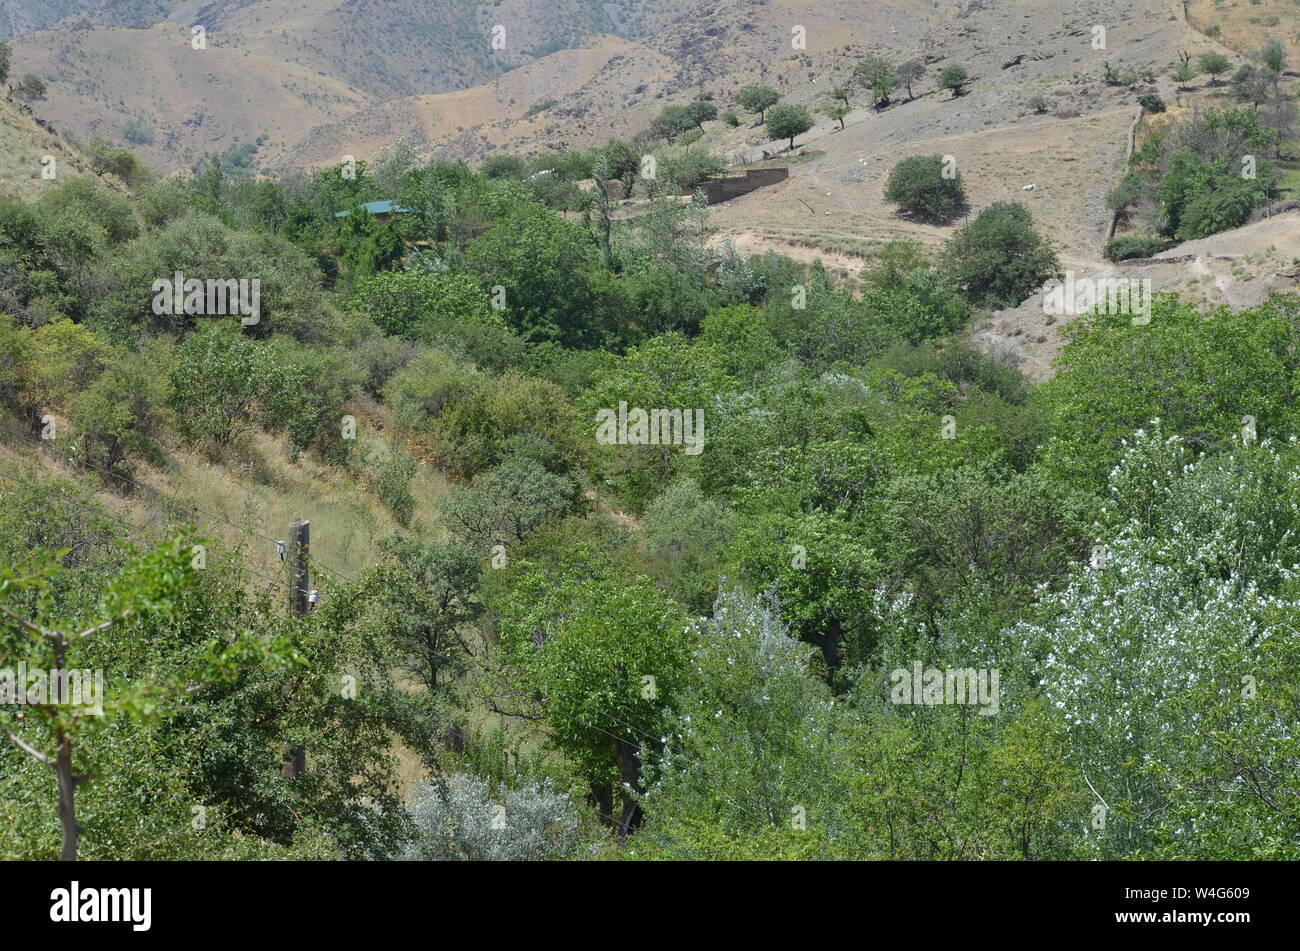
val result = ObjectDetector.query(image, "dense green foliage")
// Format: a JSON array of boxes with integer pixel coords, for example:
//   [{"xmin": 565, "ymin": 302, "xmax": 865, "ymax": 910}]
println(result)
[{"xmin": 2, "ymin": 124, "xmax": 1297, "ymax": 862}]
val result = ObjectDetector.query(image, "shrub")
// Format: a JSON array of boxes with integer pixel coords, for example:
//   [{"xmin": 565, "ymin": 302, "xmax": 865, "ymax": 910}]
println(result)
[
  {"xmin": 1025, "ymin": 93, "xmax": 1053, "ymax": 114},
  {"xmin": 371, "ymin": 447, "xmax": 418, "ymax": 527},
  {"xmin": 403, "ymin": 774, "xmax": 580, "ymax": 861},
  {"xmin": 938, "ymin": 64, "xmax": 968, "ymax": 97},
  {"xmin": 1137, "ymin": 93, "xmax": 1166, "ymax": 113},
  {"xmin": 433, "ymin": 371, "xmax": 583, "ymax": 478},
  {"xmin": 68, "ymin": 348, "xmax": 168, "ymax": 473},
  {"xmin": 1104, "ymin": 234, "xmax": 1167, "ymax": 261},
  {"xmin": 122, "ymin": 118, "xmax": 154, "ymax": 146},
  {"xmin": 883, "ymin": 154, "xmax": 966, "ymax": 219}
]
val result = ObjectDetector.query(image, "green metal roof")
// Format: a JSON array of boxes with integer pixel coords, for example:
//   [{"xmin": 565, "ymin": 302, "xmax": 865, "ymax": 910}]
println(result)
[{"xmin": 335, "ymin": 200, "xmax": 412, "ymax": 218}]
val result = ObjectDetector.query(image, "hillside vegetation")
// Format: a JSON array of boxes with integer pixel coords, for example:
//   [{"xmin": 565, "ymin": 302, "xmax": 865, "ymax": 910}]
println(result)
[{"xmin": 1, "ymin": 3, "xmax": 1299, "ymax": 863}]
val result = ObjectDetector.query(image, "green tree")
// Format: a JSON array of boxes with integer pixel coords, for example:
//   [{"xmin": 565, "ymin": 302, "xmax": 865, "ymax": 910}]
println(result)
[
  {"xmin": 466, "ymin": 188, "xmax": 610, "ymax": 347},
  {"xmin": 1198, "ymin": 52, "xmax": 1230, "ymax": 84},
  {"xmin": 897, "ymin": 59, "xmax": 926, "ymax": 99},
  {"xmin": 348, "ymin": 269, "xmax": 499, "ymax": 339},
  {"xmin": 1137, "ymin": 93, "xmax": 1166, "ymax": 113},
  {"xmin": 883, "ymin": 154, "xmax": 967, "ymax": 219},
  {"xmin": 738, "ymin": 85, "xmax": 781, "ymax": 121},
  {"xmin": 941, "ymin": 201, "xmax": 1060, "ymax": 308},
  {"xmin": 359, "ymin": 535, "xmax": 481, "ymax": 693},
  {"xmin": 640, "ymin": 477, "xmax": 737, "ymax": 613},
  {"xmin": 68, "ymin": 348, "xmax": 169, "ymax": 474},
  {"xmin": 682, "ymin": 100, "xmax": 718, "ymax": 130},
  {"xmin": 1041, "ymin": 294, "xmax": 1300, "ymax": 485},
  {"xmin": 434, "ymin": 370, "xmax": 585, "ymax": 478},
  {"xmin": 370, "ymin": 447, "xmax": 419, "ymax": 527},
  {"xmin": 854, "ymin": 55, "xmax": 897, "ymax": 106},
  {"xmin": 765, "ymin": 103, "xmax": 814, "ymax": 150},
  {"xmin": 727, "ymin": 510, "xmax": 881, "ymax": 674},
  {"xmin": 699, "ymin": 304, "xmax": 783, "ymax": 382},
  {"xmin": 169, "ymin": 323, "xmax": 269, "ymax": 446},
  {"xmin": 495, "ymin": 547, "xmax": 691, "ymax": 833},
  {"xmin": 580, "ymin": 332, "xmax": 736, "ymax": 508},
  {"xmin": 0, "ymin": 541, "xmax": 265, "ymax": 859},
  {"xmin": 863, "ymin": 266, "xmax": 971, "ymax": 344},
  {"xmin": 939, "ymin": 64, "xmax": 969, "ymax": 97},
  {"xmin": 442, "ymin": 456, "xmax": 581, "ymax": 547},
  {"xmin": 14, "ymin": 73, "xmax": 46, "ymax": 101},
  {"xmin": 1171, "ymin": 61, "xmax": 1198, "ymax": 87},
  {"xmin": 1230, "ymin": 65, "xmax": 1269, "ymax": 110}
]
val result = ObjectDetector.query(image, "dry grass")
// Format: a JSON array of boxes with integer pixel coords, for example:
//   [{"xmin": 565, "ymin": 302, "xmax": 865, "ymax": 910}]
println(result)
[{"xmin": 1187, "ymin": 0, "xmax": 1300, "ymax": 63}]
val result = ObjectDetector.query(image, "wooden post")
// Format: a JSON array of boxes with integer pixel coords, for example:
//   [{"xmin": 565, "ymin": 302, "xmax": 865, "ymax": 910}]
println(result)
[
  {"xmin": 288, "ymin": 517, "xmax": 310, "ymax": 619},
  {"xmin": 282, "ymin": 517, "xmax": 309, "ymax": 780}
]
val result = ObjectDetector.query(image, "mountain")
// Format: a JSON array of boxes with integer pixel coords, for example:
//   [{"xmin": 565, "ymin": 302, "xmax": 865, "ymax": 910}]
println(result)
[
  {"xmin": 6, "ymin": 0, "xmax": 692, "ymax": 170},
  {"xmin": 0, "ymin": 0, "xmax": 98, "ymax": 37}
]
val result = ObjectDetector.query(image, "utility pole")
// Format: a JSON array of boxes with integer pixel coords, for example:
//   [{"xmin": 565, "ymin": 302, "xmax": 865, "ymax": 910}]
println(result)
[
  {"xmin": 282, "ymin": 517, "xmax": 309, "ymax": 780},
  {"xmin": 288, "ymin": 517, "xmax": 310, "ymax": 619}
]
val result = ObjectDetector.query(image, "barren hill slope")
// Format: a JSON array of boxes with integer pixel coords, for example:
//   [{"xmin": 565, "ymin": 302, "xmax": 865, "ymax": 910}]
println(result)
[
  {"xmin": 0, "ymin": 90, "xmax": 126, "ymax": 202},
  {"xmin": 975, "ymin": 210, "xmax": 1300, "ymax": 381},
  {"xmin": 8, "ymin": 0, "xmax": 690, "ymax": 171}
]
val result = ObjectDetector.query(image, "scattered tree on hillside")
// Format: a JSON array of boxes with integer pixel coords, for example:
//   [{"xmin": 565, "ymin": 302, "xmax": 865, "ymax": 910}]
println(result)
[
  {"xmin": 766, "ymin": 103, "xmax": 814, "ymax": 151},
  {"xmin": 824, "ymin": 103, "xmax": 849, "ymax": 130},
  {"xmin": 939, "ymin": 64, "xmax": 969, "ymax": 97},
  {"xmin": 1137, "ymin": 93, "xmax": 1166, "ymax": 114},
  {"xmin": 1261, "ymin": 38, "xmax": 1286, "ymax": 96},
  {"xmin": 884, "ymin": 154, "xmax": 967, "ymax": 220},
  {"xmin": 1198, "ymin": 52, "xmax": 1230, "ymax": 85},
  {"xmin": 682, "ymin": 99, "xmax": 718, "ymax": 131},
  {"xmin": 897, "ymin": 59, "xmax": 926, "ymax": 99},
  {"xmin": 1171, "ymin": 61, "xmax": 1198, "ymax": 88},
  {"xmin": 738, "ymin": 84, "xmax": 781, "ymax": 122},
  {"xmin": 650, "ymin": 105, "xmax": 692, "ymax": 143},
  {"xmin": 854, "ymin": 55, "xmax": 898, "ymax": 106},
  {"xmin": 1230, "ymin": 65, "xmax": 1269, "ymax": 110},
  {"xmin": 14, "ymin": 73, "xmax": 46, "ymax": 102},
  {"xmin": 0, "ymin": 38, "xmax": 11, "ymax": 85},
  {"xmin": 941, "ymin": 201, "xmax": 1060, "ymax": 308}
]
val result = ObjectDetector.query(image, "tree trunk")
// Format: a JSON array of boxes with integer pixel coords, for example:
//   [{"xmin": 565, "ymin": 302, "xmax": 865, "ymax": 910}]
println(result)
[
  {"xmin": 612, "ymin": 738, "xmax": 645, "ymax": 840},
  {"xmin": 588, "ymin": 782, "xmax": 614, "ymax": 825},
  {"xmin": 55, "ymin": 730, "xmax": 78, "ymax": 861}
]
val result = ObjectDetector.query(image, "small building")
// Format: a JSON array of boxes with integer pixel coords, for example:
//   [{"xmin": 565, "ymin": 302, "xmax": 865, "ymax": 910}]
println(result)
[{"xmin": 334, "ymin": 200, "xmax": 413, "ymax": 223}]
